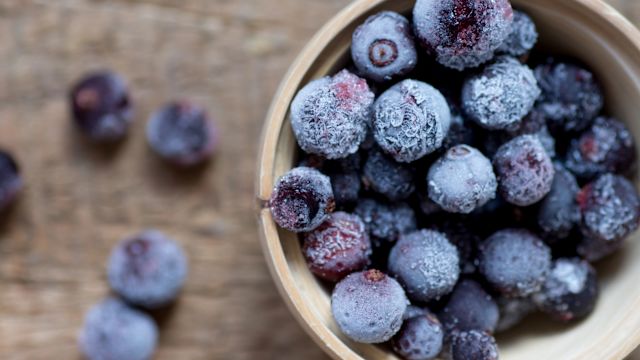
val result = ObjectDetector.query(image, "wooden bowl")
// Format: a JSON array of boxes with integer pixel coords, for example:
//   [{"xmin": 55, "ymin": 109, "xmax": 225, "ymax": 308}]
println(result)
[{"xmin": 256, "ymin": 0, "xmax": 640, "ymax": 359}]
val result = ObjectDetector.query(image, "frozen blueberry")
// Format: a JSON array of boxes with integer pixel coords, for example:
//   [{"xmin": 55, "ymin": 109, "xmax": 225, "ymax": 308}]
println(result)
[
  {"xmin": 70, "ymin": 70, "xmax": 133, "ymax": 142},
  {"xmin": 495, "ymin": 296, "xmax": 536, "ymax": 332},
  {"xmin": 419, "ymin": 192, "xmax": 443, "ymax": 217},
  {"xmin": 462, "ymin": 56, "xmax": 541, "ymax": 130},
  {"xmin": 388, "ymin": 230, "xmax": 460, "ymax": 302},
  {"xmin": 427, "ymin": 145, "xmax": 497, "ymax": 214},
  {"xmin": 331, "ymin": 269, "xmax": 408, "ymax": 343},
  {"xmin": 565, "ymin": 117, "xmax": 636, "ymax": 181},
  {"xmin": 537, "ymin": 163, "xmax": 581, "ymax": 241},
  {"xmin": 404, "ymin": 305, "xmax": 430, "ymax": 320},
  {"xmin": 351, "ymin": 11, "xmax": 417, "ymax": 82},
  {"xmin": 534, "ymin": 258, "xmax": 598, "ymax": 322},
  {"xmin": 0, "ymin": 150, "xmax": 22, "ymax": 211},
  {"xmin": 439, "ymin": 279, "xmax": 499, "ymax": 335},
  {"xmin": 442, "ymin": 107, "xmax": 477, "ymax": 150},
  {"xmin": 434, "ymin": 219, "xmax": 481, "ymax": 274},
  {"xmin": 505, "ymin": 109, "xmax": 556, "ymax": 158},
  {"xmin": 269, "ymin": 167, "xmax": 335, "ymax": 232},
  {"xmin": 576, "ymin": 174, "xmax": 640, "ymax": 260},
  {"xmin": 290, "ymin": 70, "xmax": 374, "ymax": 159},
  {"xmin": 372, "ymin": 79, "xmax": 451, "ymax": 163},
  {"xmin": 146, "ymin": 101, "xmax": 217, "ymax": 166},
  {"xmin": 479, "ymin": 229, "xmax": 552, "ymax": 297},
  {"xmin": 535, "ymin": 60, "xmax": 604, "ymax": 133},
  {"xmin": 297, "ymin": 153, "xmax": 326, "ymax": 170},
  {"xmin": 392, "ymin": 311, "xmax": 444, "ymax": 360},
  {"xmin": 302, "ymin": 212, "xmax": 371, "ymax": 282},
  {"xmin": 330, "ymin": 172, "xmax": 361, "ymax": 206},
  {"xmin": 493, "ymin": 135, "xmax": 555, "ymax": 206},
  {"xmin": 412, "ymin": 0, "xmax": 513, "ymax": 70},
  {"xmin": 450, "ymin": 330, "xmax": 499, "ymax": 360},
  {"xmin": 108, "ymin": 230, "xmax": 188, "ymax": 308},
  {"xmin": 354, "ymin": 198, "xmax": 416, "ymax": 244},
  {"xmin": 78, "ymin": 298, "xmax": 158, "ymax": 360},
  {"xmin": 497, "ymin": 10, "xmax": 538, "ymax": 57},
  {"xmin": 362, "ymin": 148, "xmax": 415, "ymax": 201}
]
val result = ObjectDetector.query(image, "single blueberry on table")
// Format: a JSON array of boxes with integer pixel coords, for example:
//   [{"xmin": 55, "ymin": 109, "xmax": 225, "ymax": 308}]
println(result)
[{"xmin": 0, "ymin": 150, "xmax": 22, "ymax": 212}]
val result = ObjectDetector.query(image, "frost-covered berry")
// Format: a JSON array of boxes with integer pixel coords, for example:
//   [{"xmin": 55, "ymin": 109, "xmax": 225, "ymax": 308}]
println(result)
[
  {"xmin": 362, "ymin": 148, "xmax": 415, "ymax": 201},
  {"xmin": 493, "ymin": 135, "xmax": 555, "ymax": 206},
  {"xmin": 434, "ymin": 219, "xmax": 481, "ymax": 274},
  {"xmin": 495, "ymin": 296, "xmax": 535, "ymax": 332},
  {"xmin": 535, "ymin": 60, "xmax": 604, "ymax": 133},
  {"xmin": 439, "ymin": 279, "xmax": 499, "ymax": 335},
  {"xmin": 354, "ymin": 198, "xmax": 416, "ymax": 244},
  {"xmin": 479, "ymin": 229, "xmax": 551, "ymax": 297},
  {"xmin": 412, "ymin": 0, "xmax": 513, "ymax": 70},
  {"xmin": 70, "ymin": 70, "xmax": 133, "ymax": 142},
  {"xmin": 146, "ymin": 101, "xmax": 217, "ymax": 166},
  {"xmin": 450, "ymin": 330, "xmax": 499, "ymax": 360},
  {"xmin": 78, "ymin": 298, "xmax": 158, "ymax": 360},
  {"xmin": 534, "ymin": 258, "xmax": 598, "ymax": 322},
  {"xmin": 290, "ymin": 70, "xmax": 374, "ymax": 159},
  {"xmin": 442, "ymin": 107, "xmax": 476, "ymax": 150},
  {"xmin": 108, "ymin": 230, "xmax": 188, "ymax": 308},
  {"xmin": 351, "ymin": 11, "xmax": 417, "ymax": 82},
  {"xmin": 269, "ymin": 167, "xmax": 335, "ymax": 232},
  {"xmin": 388, "ymin": 230, "xmax": 460, "ymax": 302},
  {"xmin": 0, "ymin": 150, "xmax": 22, "ymax": 211},
  {"xmin": 537, "ymin": 163, "xmax": 580, "ymax": 241},
  {"xmin": 331, "ymin": 269, "xmax": 408, "ymax": 343},
  {"xmin": 392, "ymin": 311, "xmax": 444, "ymax": 360},
  {"xmin": 404, "ymin": 305, "xmax": 430, "ymax": 320},
  {"xmin": 427, "ymin": 145, "xmax": 497, "ymax": 214},
  {"xmin": 372, "ymin": 79, "xmax": 451, "ymax": 162},
  {"xmin": 497, "ymin": 10, "xmax": 538, "ymax": 57},
  {"xmin": 462, "ymin": 56, "xmax": 540, "ymax": 130},
  {"xmin": 302, "ymin": 212, "xmax": 371, "ymax": 282},
  {"xmin": 565, "ymin": 117, "xmax": 636, "ymax": 181},
  {"xmin": 505, "ymin": 109, "xmax": 556, "ymax": 158}
]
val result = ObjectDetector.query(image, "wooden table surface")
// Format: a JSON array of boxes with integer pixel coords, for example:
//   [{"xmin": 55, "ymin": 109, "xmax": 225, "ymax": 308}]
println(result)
[{"xmin": 0, "ymin": 1, "xmax": 638, "ymax": 359}]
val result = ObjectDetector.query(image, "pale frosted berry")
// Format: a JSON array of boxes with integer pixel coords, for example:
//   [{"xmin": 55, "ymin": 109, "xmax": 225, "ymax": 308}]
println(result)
[
  {"xmin": 495, "ymin": 296, "xmax": 535, "ymax": 332},
  {"xmin": 497, "ymin": 10, "xmax": 538, "ymax": 56},
  {"xmin": 354, "ymin": 198, "xmax": 416, "ymax": 244},
  {"xmin": 450, "ymin": 330, "xmax": 499, "ymax": 360},
  {"xmin": 392, "ymin": 310, "xmax": 444, "ymax": 360}
]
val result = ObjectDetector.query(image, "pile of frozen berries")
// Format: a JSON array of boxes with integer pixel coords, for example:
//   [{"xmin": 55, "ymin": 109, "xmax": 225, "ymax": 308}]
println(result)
[{"xmin": 269, "ymin": 1, "xmax": 640, "ymax": 359}]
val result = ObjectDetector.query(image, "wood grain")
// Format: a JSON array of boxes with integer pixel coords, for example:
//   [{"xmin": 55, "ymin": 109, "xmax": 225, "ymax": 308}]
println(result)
[{"xmin": 0, "ymin": 0, "xmax": 638, "ymax": 359}]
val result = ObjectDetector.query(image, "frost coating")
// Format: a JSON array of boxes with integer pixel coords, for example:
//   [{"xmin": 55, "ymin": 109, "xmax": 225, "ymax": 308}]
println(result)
[
  {"xmin": 388, "ymin": 229, "xmax": 460, "ymax": 302},
  {"xmin": 462, "ymin": 56, "xmax": 541, "ymax": 130},
  {"xmin": 362, "ymin": 147, "xmax": 415, "ymax": 201},
  {"xmin": 373, "ymin": 79, "xmax": 451, "ymax": 163},
  {"xmin": 392, "ymin": 311, "xmax": 444, "ymax": 360},
  {"xmin": 290, "ymin": 70, "xmax": 373, "ymax": 159},
  {"xmin": 354, "ymin": 198, "xmax": 416, "ymax": 243},
  {"xmin": 496, "ymin": 296, "xmax": 535, "ymax": 332},
  {"xmin": 450, "ymin": 330, "xmax": 499, "ymax": 360},
  {"xmin": 537, "ymin": 163, "xmax": 580, "ymax": 240},
  {"xmin": 439, "ymin": 279, "xmax": 499, "ymax": 334},
  {"xmin": 428, "ymin": 145, "xmax": 497, "ymax": 214},
  {"xmin": 351, "ymin": 11, "xmax": 417, "ymax": 82},
  {"xmin": 497, "ymin": 10, "xmax": 538, "ymax": 56}
]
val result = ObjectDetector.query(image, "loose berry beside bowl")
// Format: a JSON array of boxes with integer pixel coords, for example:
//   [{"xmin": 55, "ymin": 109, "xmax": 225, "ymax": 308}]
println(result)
[
  {"xmin": 0, "ymin": 150, "xmax": 22, "ymax": 212},
  {"xmin": 392, "ymin": 310, "xmax": 444, "ymax": 360}
]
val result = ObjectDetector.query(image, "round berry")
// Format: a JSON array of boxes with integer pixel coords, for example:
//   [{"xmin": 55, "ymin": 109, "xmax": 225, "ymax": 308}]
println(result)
[
  {"xmin": 302, "ymin": 212, "xmax": 371, "ymax": 282},
  {"xmin": 70, "ymin": 70, "xmax": 133, "ymax": 142},
  {"xmin": 330, "ymin": 172, "xmax": 361, "ymax": 206},
  {"xmin": 412, "ymin": 0, "xmax": 513, "ymax": 70},
  {"xmin": 404, "ymin": 305, "xmax": 430, "ymax": 320},
  {"xmin": 331, "ymin": 269, "xmax": 408, "ymax": 343},
  {"xmin": 442, "ymin": 107, "xmax": 476, "ymax": 150},
  {"xmin": 392, "ymin": 311, "xmax": 444, "ymax": 360},
  {"xmin": 388, "ymin": 230, "xmax": 460, "ymax": 302},
  {"xmin": 493, "ymin": 135, "xmax": 555, "ymax": 206},
  {"xmin": 362, "ymin": 147, "xmax": 415, "ymax": 201},
  {"xmin": 479, "ymin": 229, "xmax": 551, "ymax": 297},
  {"xmin": 0, "ymin": 150, "xmax": 22, "ymax": 211},
  {"xmin": 146, "ymin": 101, "xmax": 217, "ymax": 166},
  {"xmin": 495, "ymin": 296, "xmax": 535, "ymax": 332},
  {"xmin": 565, "ymin": 117, "xmax": 636, "ymax": 181},
  {"xmin": 427, "ymin": 145, "xmax": 497, "ymax": 214},
  {"xmin": 505, "ymin": 109, "xmax": 556, "ymax": 157},
  {"xmin": 351, "ymin": 11, "xmax": 417, "ymax": 82},
  {"xmin": 462, "ymin": 56, "xmax": 540, "ymax": 130},
  {"xmin": 372, "ymin": 79, "xmax": 451, "ymax": 163},
  {"xmin": 290, "ymin": 70, "xmax": 373, "ymax": 159},
  {"xmin": 534, "ymin": 258, "xmax": 598, "ymax": 322},
  {"xmin": 108, "ymin": 230, "xmax": 188, "ymax": 308},
  {"xmin": 439, "ymin": 279, "xmax": 499, "ymax": 335},
  {"xmin": 78, "ymin": 298, "xmax": 158, "ymax": 360},
  {"xmin": 434, "ymin": 219, "xmax": 481, "ymax": 274},
  {"xmin": 537, "ymin": 163, "xmax": 581, "ymax": 241},
  {"xmin": 354, "ymin": 198, "xmax": 416, "ymax": 244},
  {"xmin": 497, "ymin": 10, "xmax": 538, "ymax": 57},
  {"xmin": 450, "ymin": 330, "xmax": 499, "ymax": 360},
  {"xmin": 269, "ymin": 167, "xmax": 335, "ymax": 232}
]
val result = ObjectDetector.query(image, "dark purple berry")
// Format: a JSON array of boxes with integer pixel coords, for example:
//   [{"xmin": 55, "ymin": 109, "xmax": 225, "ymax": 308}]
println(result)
[
  {"xmin": 388, "ymin": 230, "xmax": 460, "ymax": 302},
  {"xmin": 479, "ymin": 229, "xmax": 551, "ymax": 297},
  {"xmin": 419, "ymin": 192, "xmax": 443, "ymax": 216},
  {"xmin": 330, "ymin": 172, "xmax": 361, "ymax": 206},
  {"xmin": 537, "ymin": 163, "xmax": 580, "ymax": 241},
  {"xmin": 269, "ymin": 167, "xmax": 335, "ymax": 232},
  {"xmin": 497, "ymin": 10, "xmax": 538, "ymax": 57},
  {"xmin": 78, "ymin": 298, "xmax": 158, "ymax": 360},
  {"xmin": 331, "ymin": 269, "xmax": 408, "ymax": 343},
  {"xmin": 351, "ymin": 11, "xmax": 417, "ymax": 82},
  {"xmin": 354, "ymin": 198, "xmax": 416, "ymax": 244},
  {"xmin": 412, "ymin": 0, "xmax": 513, "ymax": 70},
  {"xmin": 505, "ymin": 109, "xmax": 556, "ymax": 157},
  {"xmin": 302, "ymin": 212, "xmax": 371, "ymax": 282},
  {"xmin": 362, "ymin": 148, "xmax": 415, "ymax": 201},
  {"xmin": 70, "ymin": 71, "xmax": 132, "ymax": 142},
  {"xmin": 534, "ymin": 60, "xmax": 604, "ymax": 133},
  {"xmin": 434, "ymin": 219, "xmax": 481, "ymax": 274},
  {"xmin": 450, "ymin": 330, "xmax": 499, "ymax": 360},
  {"xmin": 392, "ymin": 311, "xmax": 444, "ymax": 360},
  {"xmin": 441, "ymin": 106, "xmax": 477, "ymax": 150},
  {"xmin": 290, "ymin": 69, "xmax": 374, "ymax": 159},
  {"xmin": 565, "ymin": 117, "xmax": 636, "ymax": 180},
  {"xmin": 146, "ymin": 101, "xmax": 217, "ymax": 166},
  {"xmin": 462, "ymin": 56, "xmax": 540, "ymax": 130},
  {"xmin": 533, "ymin": 258, "xmax": 598, "ymax": 322},
  {"xmin": 297, "ymin": 153, "xmax": 326, "ymax": 170},
  {"xmin": 427, "ymin": 145, "xmax": 497, "ymax": 214},
  {"xmin": 108, "ymin": 230, "xmax": 188, "ymax": 308},
  {"xmin": 372, "ymin": 79, "xmax": 451, "ymax": 163},
  {"xmin": 439, "ymin": 279, "xmax": 499, "ymax": 334},
  {"xmin": 495, "ymin": 296, "xmax": 535, "ymax": 332},
  {"xmin": 493, "ymin": 135, "xmax": 555, "ymax": 206},
  {"xmin": 0, "ymin": 150, "xmax": 22, "ymax": 211}
]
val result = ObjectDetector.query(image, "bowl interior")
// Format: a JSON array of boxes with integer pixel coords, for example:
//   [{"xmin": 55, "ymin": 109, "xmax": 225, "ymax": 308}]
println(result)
[{"xmin": 257, "ymin": 0, "xmax": 640, "ymax": 359}]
